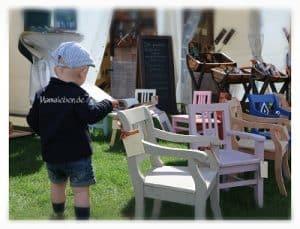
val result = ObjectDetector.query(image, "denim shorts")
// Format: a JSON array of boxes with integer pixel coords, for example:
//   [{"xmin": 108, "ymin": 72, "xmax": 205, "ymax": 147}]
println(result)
[{"xmin": 46, "ymin": 157, "xmax": 96, "ymax": 187}]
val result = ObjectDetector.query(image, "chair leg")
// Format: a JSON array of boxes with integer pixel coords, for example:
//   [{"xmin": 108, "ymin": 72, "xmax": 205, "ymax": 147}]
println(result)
[
  {"xmin": 254, "ymin": 170, "xmax": 264, "ymax": 208},
  {"xmin": 275, "ymin": 157, "xmax": 287, "ymax": 196},
  {"xmin": 172, "ymin": 119, "xmax": 178, "ymax": 133},
  {"xmin": 195, "ymin": 197, "xmax": 206, "ymax": 219},
  {"xmin": 210, "ymin": 185, "xmax": 222, "ymax": 219},
  {"xmin": 103, "ymin": 118, "xmax": 108, "ymax": 137},
  {"xmin": 110, "ymin": 128, "xmax": 117, "ymax": 147},
  {"xmin": 135, "ymin": 194, "xmax": 145, "ymax": 219},
  {"xmin": 282, "ymin": 152, "xmax": 291, "ymax": 179},
  {"xmin": 151, "ymin": 199, "xmax": 161, "ymax": 219}
]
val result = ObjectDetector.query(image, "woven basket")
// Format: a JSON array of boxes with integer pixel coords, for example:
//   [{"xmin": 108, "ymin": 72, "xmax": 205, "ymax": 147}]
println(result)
[
  {"xmin": 251, "ymin": 63, "xmax": 288, "ymax": 82},
  {"xmin": 211, "ymin": 67, "xmax": 251, "ymax": 83},
  {"xmin": 187, "ymin": 53, "xmax": 236, "ymax": 73}
]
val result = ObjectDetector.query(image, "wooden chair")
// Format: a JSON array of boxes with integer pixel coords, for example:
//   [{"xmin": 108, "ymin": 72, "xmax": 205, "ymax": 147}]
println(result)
[
  {"xmin": 275, "ymin": 93, "xmax": 290, "ymax": 112},
  {"xmin": 148, "ymin": 105, "xmax": 174, "ymax": 132},
  {"xmin": 134, "ymin": 89, "xmax": 157, "ymax": 104},
  {"xmin": 117, "ymin": 106, "xmax": 222, "ymax": 219},
  {"xmin": 188, "ymin": 103, "xmax": 265, "ymax": 207},
  {"xmin": 89, "ymin": 116, "xmax": 109, "ymax": 137},
  {"xmin": 171, "ymin": 90, "xmax": 212, "ymax": 133},
  {"xmin": 110, "ymin": 89, "xmax": 157, "ymax": 146},
  {"xmin": 228, "ymin": 98, "xmax": 290, "ymax": 196}
]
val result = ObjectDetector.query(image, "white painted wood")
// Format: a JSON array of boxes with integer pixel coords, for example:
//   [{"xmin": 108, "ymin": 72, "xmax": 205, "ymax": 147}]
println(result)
[
  {"xmin": 117, "ymin": 106, "xmax": 222, "ymax": 219},
  {"xmin": 188, "ymin": 102, "xmax": 265, "ymax": 207},
  {"xmin": 135, "ymin": 89, "xmax": 156, "ymax": 104}
]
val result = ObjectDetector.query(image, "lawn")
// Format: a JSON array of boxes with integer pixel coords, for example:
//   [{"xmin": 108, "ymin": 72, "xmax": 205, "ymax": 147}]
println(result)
[{"xmin": 9, "ymin": 129, "xmax": 291, "ymax": 220}]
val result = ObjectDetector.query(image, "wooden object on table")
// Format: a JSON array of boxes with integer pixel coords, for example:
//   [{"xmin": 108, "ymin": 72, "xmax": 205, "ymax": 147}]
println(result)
[
  {"xmin": 250, "ymin": 60, "xmax": 290, "ymax": 100},
  {"xmin": 186, "ymin": 53, "xmax": 236, "ymax": 101},
  {"xmin": 186, "ymin": 53, "xmax": 236, "ymax": 73},
  {"xmin": 188, "ymin": 102, "xmax": 265, "ymax": 207},
  {"xmin": 210, "ymin": 66, "xmax": 254, "ymax": 105},
  {"xmin": 117, "ymin": 105, "xmax": 221, "ymax": 219}
]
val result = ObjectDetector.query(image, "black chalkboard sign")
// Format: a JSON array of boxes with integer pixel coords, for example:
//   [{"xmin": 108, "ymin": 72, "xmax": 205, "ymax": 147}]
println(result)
[{"xmin": 137, "ymin": 36, "xmax": 177, "ymax": 114}]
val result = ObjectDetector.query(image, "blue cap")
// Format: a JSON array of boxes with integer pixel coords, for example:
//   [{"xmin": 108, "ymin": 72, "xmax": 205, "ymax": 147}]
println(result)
[{"xmin": 51, "ymin": 42, "xmax": 95, "ymax": 68}]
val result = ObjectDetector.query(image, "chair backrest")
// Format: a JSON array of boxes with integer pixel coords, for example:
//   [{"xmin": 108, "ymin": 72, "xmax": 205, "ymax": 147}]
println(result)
[
  {"xmin": 275, "ymin": 93, "xmax": 290, "ymax": 111},
  {"xmin": 148, "ymin": 106, "xmax": 175, "ymax": 132},
  {"xmin": 227, "ymin": 98, "xmax": 246, "ymax": 134},
  {"xmin": 135, "ymin": 89, "xmax": 156, "ymax": 104},
  {"xmin": 193, "ymin": 91, "xmax": 212, "ymax": 104},
  {"xmin": 248, "ymin": 94, "xmax": 280, "ymax": 117},
  {"xmin": 228, "ymin": 97, "xmax": 243, "ymax": 119},
  {"xmin": 188, "ymin": 103, "xmax": 231, "ymax": 149},
  {"xmin": 117, "ymin": 106, "xmax": 162, "ymax": 168}
]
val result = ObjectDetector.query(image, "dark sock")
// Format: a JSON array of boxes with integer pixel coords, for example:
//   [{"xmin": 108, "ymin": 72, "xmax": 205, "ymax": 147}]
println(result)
[
  {"xmin": 74, "ymin": 206, "xmax": 90, "ymax": 220},
  {"xmin": 52, "ymin": 202, "xmax": 65, "ymax": 215}
]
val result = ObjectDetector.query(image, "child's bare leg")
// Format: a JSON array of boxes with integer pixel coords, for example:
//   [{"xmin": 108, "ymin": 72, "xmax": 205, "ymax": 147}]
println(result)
[
  {"xmin": 51, "ymin": 182, "xmax": 67, "ymax": 203},
  {"xmin": 72, "ymin": 186, "xmax": 90, "ymax": 219},
  {"xmin": 51, "ymin": 181, "xmax": 67, "ymax": 216}
]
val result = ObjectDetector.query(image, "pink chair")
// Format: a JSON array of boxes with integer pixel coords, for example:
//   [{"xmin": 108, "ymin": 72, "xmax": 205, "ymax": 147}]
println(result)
[
  {"xmin": 171, "ymin": 91, "xmax": 212, "ymax": 133},
  {"xmin": 188, "ymin": 103, "xmax": 265, "ymax": 207}
]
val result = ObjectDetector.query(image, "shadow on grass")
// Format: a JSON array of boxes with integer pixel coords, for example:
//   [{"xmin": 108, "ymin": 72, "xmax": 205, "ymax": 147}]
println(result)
[
  {"xmin": 121, "ymin": 160, "xmax": 291, "ymax": 220},
  {"xmin": 121, "ymin": 197, "xmax": 194, "ymax": 220},
  {"xmin": 9, "ymin": 135, "xmax": 43, "ymax": 177},
  {"xmin": 90, "ymin": 129, "xmax": 126, "ymax": 155}
]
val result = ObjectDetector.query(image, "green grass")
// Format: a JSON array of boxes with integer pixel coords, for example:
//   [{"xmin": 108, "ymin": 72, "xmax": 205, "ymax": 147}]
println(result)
[{"xmin": 9, "ymin": 130, "xmax": 291, "ymax": 220}]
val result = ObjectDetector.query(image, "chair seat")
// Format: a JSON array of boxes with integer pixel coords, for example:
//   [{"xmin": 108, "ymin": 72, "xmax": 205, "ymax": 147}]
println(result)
[
  {"xmin": 217, "ymin": 149, "xmax": 261, "ymax": 167},
  {"xmin": 237, "ymin": 139, "xmax": 289, "ymax": 153},
  {"xmin": 171, "ymin": 114, "xmax": 189, "ymax": 122},
  {"xmin": 172, "ymin": 114, "xmax": 220, "ymax": 123},
  {"xmin": 144, "ymin": 166, "xmax": 217, "ymax": 194}
]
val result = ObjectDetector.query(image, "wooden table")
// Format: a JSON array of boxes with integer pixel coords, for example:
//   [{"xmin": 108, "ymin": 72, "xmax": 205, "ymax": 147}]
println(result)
[
  {"xmin": 249, "ymin": 64, "xmax": 290, "ymax": 101},
  {"xmin": 210, "ymin": 67, "xmax": 255, "ymax": 104}
]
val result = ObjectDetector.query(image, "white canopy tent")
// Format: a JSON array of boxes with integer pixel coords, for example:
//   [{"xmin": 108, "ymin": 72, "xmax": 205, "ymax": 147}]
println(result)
[{"xmin": 10, "ymin": 8, "xmax": 290, "ymax": 115}]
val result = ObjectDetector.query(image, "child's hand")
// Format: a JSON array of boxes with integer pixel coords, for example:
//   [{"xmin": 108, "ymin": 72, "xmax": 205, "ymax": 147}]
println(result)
[{"xmin": 110, "ymin": 99, "xmax": 119, "ymax": 109}]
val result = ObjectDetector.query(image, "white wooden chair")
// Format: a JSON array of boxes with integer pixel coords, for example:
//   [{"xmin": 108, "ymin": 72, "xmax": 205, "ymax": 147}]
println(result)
[
  {"xmin": 148, "ymin": 105, "xmax": 174, "ymax": 133},
  {"xmin": 89, "ymin": 116, "xmax": 109, "ymax": 137},
  {"xmin": 110, "ymin": 89, "xmax": 157, "ymax": 147},
  {"xmin": 117, "ymin": 106, "xmax": 222, "ymax": 219},
  {"xmin": 134, "ymin": 89, "xmax": 157, "ymax": 104},
  {"xmin": 110, "ymin": 89, "xmax": 174, "ymax": 146},
  {"xmin": 188, "ymin": 103, "xmax": 265, "ymax": 207}
]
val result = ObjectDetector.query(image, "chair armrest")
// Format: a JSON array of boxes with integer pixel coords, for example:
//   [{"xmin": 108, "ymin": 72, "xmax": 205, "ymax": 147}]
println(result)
[
  {"xmin": 226, "ymin": 130, "xmax": 265, "ymax": 159},
  {"xmin": 154, "ymin": 128, "xmax": 220, "ymax": 146},
  {"xmin": 227, "ymin": 129, "xmax": 265, "ymax": 141},
  {"xmin": 142, "ymin": 140, "xmax": 219, "ymax": 169},
  {"xmin": 232, "ymin": 117, "xmax": 289, "ymax": 141},
  {"xmin": 232, "ymin": 116, "xmax": 277, "ymax": 130},
  {"xmin": 242, "ymin": 113, "xmax": 291, "ymax": 130},
  {"xmin": 277, "ymin": 107, "xmax": 291, "ymax": 118}
]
